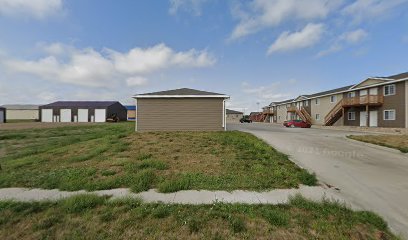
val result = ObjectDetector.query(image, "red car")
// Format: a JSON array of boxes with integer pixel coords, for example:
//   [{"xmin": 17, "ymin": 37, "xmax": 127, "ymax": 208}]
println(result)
[{"xmin": 283, "ymin": 120, "xmax": 311, "ymax": 128}]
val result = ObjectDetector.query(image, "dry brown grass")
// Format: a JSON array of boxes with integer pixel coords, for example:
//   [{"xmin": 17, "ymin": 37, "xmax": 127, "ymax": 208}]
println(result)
[
  {"xmin": 0, "ymin": 123, "xmax": 316, "ymax": 192},
  {"xmin": 349, "ymin": 135, "xmax": 408, "ymax": 153}
]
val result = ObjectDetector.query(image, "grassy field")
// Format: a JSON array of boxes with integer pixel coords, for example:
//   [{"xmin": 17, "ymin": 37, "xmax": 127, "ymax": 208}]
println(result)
[
  {"xmin": 348, "ymin": 135, "xmax": 408, "ymax": 153},
  {"xmin": 0, "ymin": 122, "xmax": 316, "ymax": 192},
  {"xmin": 0, "ymin": 194, "xmax": 398, "ymax": 240}
]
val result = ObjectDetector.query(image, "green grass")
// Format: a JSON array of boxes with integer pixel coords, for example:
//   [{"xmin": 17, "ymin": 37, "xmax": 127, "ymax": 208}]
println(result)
[
  {"xmin": 348, "ymin": 135, "xmax": 408, "ymax": 153},
  {"xmin": 0, "ymin": 195, "xmax": 398, "ymax": 239},
  {"xmin": 0, "ymin": 122, "xmax": 317, "ymax": 192}
]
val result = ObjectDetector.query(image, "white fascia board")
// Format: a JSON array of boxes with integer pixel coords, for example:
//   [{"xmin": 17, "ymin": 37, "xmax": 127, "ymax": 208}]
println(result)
[{"xmin": 133, "ymin": 95, "xmax": 230, "ymax": 99}]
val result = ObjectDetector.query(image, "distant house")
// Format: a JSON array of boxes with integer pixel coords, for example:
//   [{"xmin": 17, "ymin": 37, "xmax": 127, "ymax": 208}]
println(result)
[
  {"xmin": 0, "ymin": 107, "xmax": 5, "ymax": 123},
  {"xmin": 133, "ymin": 88, "xmax": 230, "ymax": 131},
  {"xmin": 1, "ymin": 104, "xmax": 39, "ymax": 121},
  {"xmin": 125, "ymin": 105, "xmax": 136, "ymax": 121},
  {"xmin": 226, "ymin": 109, "xmax": 243, "ymax": 122},
  {"xmin": 39, "ymin": 101, "xmax": 127, "ymax": 123},
  {"xmin": 249, "ymin": 112, "xmax": 262, "ymax": 122}
]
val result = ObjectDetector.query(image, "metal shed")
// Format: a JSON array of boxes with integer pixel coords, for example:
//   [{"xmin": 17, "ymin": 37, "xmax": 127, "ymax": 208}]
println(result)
[
  {"xmin": 1, "ymin": 105, "xmax": 39, "ymax": 121},
  {"xmin": 39, "ymin": 101, "xmax": 127, "ymax": 123},
  {"xmin": 133, "ymin": 88, "xmax": 229, "ymax": 131}
]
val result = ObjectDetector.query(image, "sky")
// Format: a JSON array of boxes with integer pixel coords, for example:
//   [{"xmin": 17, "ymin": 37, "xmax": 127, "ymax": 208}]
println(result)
[{"xmin": 0, "ymin": 0, "xmax": 407, "ymax": 113}]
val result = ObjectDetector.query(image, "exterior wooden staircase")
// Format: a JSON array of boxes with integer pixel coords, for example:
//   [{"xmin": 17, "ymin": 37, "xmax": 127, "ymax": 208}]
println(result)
[
  {"xmin": 324, "ymin": 100, "xmax": 343, "ymax": 126},
  {"xmin": 295, "ymin": 107, "xmax": 312, "ymax": 124}
]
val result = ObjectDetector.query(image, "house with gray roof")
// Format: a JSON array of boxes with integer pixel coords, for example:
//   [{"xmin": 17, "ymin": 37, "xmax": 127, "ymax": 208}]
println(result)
[{"xmin": 133, "ymin": 88, "xmax": 229, "ymax": 131}]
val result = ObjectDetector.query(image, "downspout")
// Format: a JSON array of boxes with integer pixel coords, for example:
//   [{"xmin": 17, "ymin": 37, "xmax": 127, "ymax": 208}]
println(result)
[
  {"xmin": 222, "ymin": 99, "xmax": 226, "ymax": 131},
  {"xmin": 135, "ymin": 98, "xmax": 138, "ymax": 132}
]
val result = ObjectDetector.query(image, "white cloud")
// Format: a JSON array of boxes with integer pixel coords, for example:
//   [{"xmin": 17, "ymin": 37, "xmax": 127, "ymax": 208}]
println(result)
[
  {"xmin": 0, "ymin": 0, "xmax": 63, "ymax": 19},
  {"xmin": 267, "ymin": 23, "xmax": 325, "ymax": 55},
  {"xmin": 230, "ymin": 0, "xmax": 342, "ymax": 39},
  {"xmin": 126, "ymin": 76, "xmax": 148, "ymax": 87},
  {"xmin": 109, "ymin": 43, "xmax": 215, "ymax": 75},
  {"xmin": 169, "ymin": 0, "xmax": 208, "ymax": 16},
  {"xmin": 340, "ymin": 29, "xmax": 368, "ymax": 43},
  {"xmin": 317, "ymin": 29, "xmax": 368, "ymax": 57},
  {"xmin": 2, "ymin": 43, "xmax": 216, "ymax": 88},
  {"xmin": 241, "ymin": 81, "xmax": 292, "ymax": 100},
  {"xmin": 343, "ymin": 0, "xmax": 408, "ymax": 23}
]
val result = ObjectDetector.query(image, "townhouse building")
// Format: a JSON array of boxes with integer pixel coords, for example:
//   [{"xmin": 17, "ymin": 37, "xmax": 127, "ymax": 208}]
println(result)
[{"xmin": 261, "ymin": 72, "xmax": 408, "ymax": 128}]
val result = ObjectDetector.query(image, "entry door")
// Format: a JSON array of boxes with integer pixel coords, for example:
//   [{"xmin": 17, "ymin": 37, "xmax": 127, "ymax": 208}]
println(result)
[
  {"xmin": 369, "ymin": 111, "xmax": 378, "ymax": 127},
  {"xmin": 78, "ymin": 109, "xmax": 89, "ymax": 122},
  {"xmin": 41, "ymin": 109, "xmax": 53, "ymax": 122},
  {"xmin": 94, "ymin": 109, "xmax": 106, "ymax": 122},
  {"xmin": 0, "ymin": 110, "xmax": 4, "ymax": 123},
  {"xmin": 60, "ymin": 109, "xmax": 72, "ymax": 122},
  {"xmin": 360, "ymin": 111, "xmax": 367, "ymax": 127}
]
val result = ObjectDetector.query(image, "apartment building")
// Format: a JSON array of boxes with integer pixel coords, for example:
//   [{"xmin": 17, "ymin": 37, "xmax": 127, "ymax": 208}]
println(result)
[{"xmin": 263, "ymin": 72, "xmax": 408, "ymax": 128}]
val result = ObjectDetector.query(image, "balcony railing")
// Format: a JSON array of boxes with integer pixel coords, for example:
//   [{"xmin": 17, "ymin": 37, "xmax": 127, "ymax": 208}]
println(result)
[
  {"xmin": 262, "ymin": 109, "xmax": 274, "ymax": 114},
  {"xmin": 342, "ymin": 95, "xmax": 384, "ymax": 107},
  {"xmin": 287, "ymin": 106, "xmax": 297, "ymax": 112}
]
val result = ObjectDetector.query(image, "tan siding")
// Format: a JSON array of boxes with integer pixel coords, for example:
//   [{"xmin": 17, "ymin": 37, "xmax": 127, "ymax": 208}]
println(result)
[
  {"xmin": 353, "ymin": 79, "xmax": 386, "ymax": 88},
  {"xmin": 137, "ymin": 98, "xmax": 224, "ymax": 131},
  {"xmin": 276, "ymin": 105, "xmax": 287, "ymax": 123},
  {"xmin": 310, "ymin": 93, "xmax": 344, "ymax": 125},
  {"xmin": 6, "ymin": 110, "xmax": 39, "ymax": 120}
]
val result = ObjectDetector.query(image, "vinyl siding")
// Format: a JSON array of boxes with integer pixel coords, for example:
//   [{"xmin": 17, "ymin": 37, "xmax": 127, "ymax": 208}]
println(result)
[
  {"xmin": 377, "ymin": 81, "xmax": 406, "ymax": 128},
  {"xmin": 406, "ymin": 81, "xmax": 408, "ymax": 128},
  {"xmin": 137, "ymin": 98, "xmax": 224, "ymax": 131},
  {"xmin": 310, "ymin": 93, "xmax": 344, "ymax": 126},
  {"xmin": 275, "ymin": 105, "xmax": 287, "ymax": 123}
]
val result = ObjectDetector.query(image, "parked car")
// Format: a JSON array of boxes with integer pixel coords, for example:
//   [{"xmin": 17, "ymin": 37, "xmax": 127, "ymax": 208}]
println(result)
[
  {"xmin": 240, "ymin": 116, "xmax": 252, "ymax": 123},
  {"xmin": 283, "ymin": 120, "xmax": 311, "ymax": 128}
]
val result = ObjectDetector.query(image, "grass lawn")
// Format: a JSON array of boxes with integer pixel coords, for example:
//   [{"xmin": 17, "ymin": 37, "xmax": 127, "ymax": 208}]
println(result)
[
  {"xmin": 0, "ymin": 194, "xmax": 398, "ymax": 240},
  {"xmin": 348, "ymin": 135, "xmax": 408, "ymax": 153},
  {"xmin": 0, "ymin": 122, "xmax": 316, "ymax": 192}
]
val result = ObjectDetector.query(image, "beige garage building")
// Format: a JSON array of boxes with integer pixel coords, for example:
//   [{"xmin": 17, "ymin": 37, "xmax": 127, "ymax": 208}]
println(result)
[
  {"xmin": 1, "ymin": 105, "xmax": 39, "ymax": 121},
  {"xmin": 133, "ymin": 88, "xmax": 229, "ymax": 131}
]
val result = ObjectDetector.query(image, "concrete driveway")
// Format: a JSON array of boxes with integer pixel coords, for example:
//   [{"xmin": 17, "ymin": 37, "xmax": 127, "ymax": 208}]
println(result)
[{"xmin": 229, "ymin": 123, "xmax": 408, "ymax": 238}]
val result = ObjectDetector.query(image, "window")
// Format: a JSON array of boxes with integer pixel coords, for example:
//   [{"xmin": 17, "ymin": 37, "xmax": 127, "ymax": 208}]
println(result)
[
  {"xmin": 330, "ymin": 95, "xmax": 336, "ymax": 103},
  {"xmin": 304, "ymin": 100, "xmax": 309, "ymax": 107},
  {"xmin": 384, "ymin": 84, "xmax": 396, "ymax": 96},
  {"xmin": 348, "ymin": 112, "xmax": 356, "ymax": 120},
  {"xmin": 347, "ymin": 92, "xmax": 355, "ymax": 98},
  {"xmin": 384, "ymin": 110, "xmax": 396, "ymax": 120},
  {"xmin": 315, "ymin": 114, "xmax": 320, "ymax": 121},
  {"xmin": 360, "ymin": 89, "xmax": 367, "ymax": 96},
  {"xmin": 315, "ymin": 98, "xmax": 320, "ymax": 105}
]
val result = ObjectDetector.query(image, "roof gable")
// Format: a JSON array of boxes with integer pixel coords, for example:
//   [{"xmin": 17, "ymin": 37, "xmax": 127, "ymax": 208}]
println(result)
[{"xmin": 350, "ymin": 78, "xmax": 392, "ymax": 89}]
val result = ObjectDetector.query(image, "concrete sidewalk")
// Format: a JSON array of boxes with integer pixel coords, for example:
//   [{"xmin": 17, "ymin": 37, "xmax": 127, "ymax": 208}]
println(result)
[{"xmin": 0, "ymin": 185, "xmax": 347, "ymax": 205}]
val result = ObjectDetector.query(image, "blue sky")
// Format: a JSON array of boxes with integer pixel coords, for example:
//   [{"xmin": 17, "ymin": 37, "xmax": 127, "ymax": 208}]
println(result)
[{"xmin": 0, "ymin": 0, "xmax": 407, "ymax": 113}]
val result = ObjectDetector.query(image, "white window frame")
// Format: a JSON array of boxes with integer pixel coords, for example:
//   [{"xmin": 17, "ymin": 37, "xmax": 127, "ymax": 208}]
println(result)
[
  {"xmin": 315, "ymin": 98, "xmax": 320, "ymax": 105},
  {"xmin": 330, "ymin": 95, "xmax": 337, "ymax": 103},
  {"xmin": 315, "ymin": 114, "xmax": 320, "ymax": 121},
  {"xmin": 304, "ymin": 100, "xmax": 309, "ymax": 107},
  {"xmin": 384, "ymin": 110, "xmax": 396, "ymax": 121},
  {"xmin": 384, "ymin": 84, "xmax": 396, "ymax": 96},
  {"xmin": 348, "ymin": 112, "xmax": 356, "ymax": 121}
]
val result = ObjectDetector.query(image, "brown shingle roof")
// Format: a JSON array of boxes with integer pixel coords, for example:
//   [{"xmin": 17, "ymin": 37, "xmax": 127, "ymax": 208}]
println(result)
[
  {"xmin": 226, "ymin": 109, "xmax": 243, "ymax": 114},
  {"xmin": 387, "ymin": 72, "xmax": 408, "ymax": 80},
  {"xmin": 137, "ymin": 88, "xmax": 225, "ymax": 96}
]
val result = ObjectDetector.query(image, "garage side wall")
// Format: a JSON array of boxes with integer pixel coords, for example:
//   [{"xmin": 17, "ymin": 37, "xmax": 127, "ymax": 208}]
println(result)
[{"xmin": 137, "ymin": 98, "xmax": 224, "ymax": 131}]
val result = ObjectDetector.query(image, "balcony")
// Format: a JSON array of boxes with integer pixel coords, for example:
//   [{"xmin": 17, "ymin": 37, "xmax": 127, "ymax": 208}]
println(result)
[
  {"xmin": 262, "ymin": 109, "xmax": 274, "ymax": 115},
  {"xmin": 342, "ymin": 95, "xmax": 384, "ymax": 107},
  {"xmin": 287, "ymin": 106, "xmax": 297, "ymax": 112}
]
